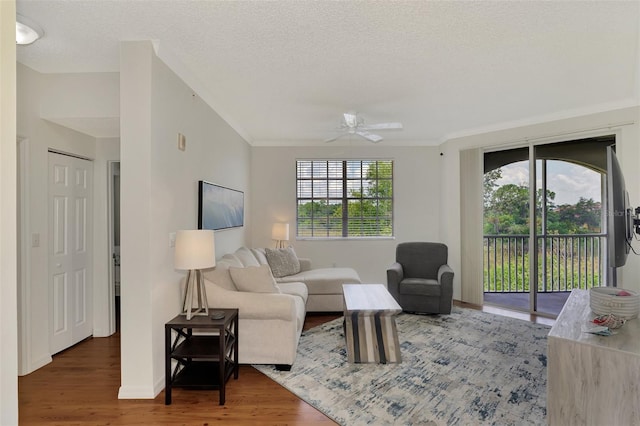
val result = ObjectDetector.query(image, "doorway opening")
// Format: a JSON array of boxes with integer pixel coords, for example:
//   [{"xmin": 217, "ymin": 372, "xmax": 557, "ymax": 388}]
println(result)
[
  {"xmin": 48, "ymin": 151, "xmax": 94, "ymax": 354},
  {"xmin": 109, "ymin": 161, "xmax": 121, "ymax": 331},
  {"xmin": 483, "ymin": 136, "xmax": 612, "ymax": 316}
]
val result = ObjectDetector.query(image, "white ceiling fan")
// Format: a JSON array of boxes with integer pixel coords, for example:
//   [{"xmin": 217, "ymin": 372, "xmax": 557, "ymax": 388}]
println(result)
[{"xmin": 324, "ymin": 112, "xmax": 403, "ymax": 143}]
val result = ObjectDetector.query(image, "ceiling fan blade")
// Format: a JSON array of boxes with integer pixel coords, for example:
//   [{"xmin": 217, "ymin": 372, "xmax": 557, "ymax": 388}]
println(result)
[
  {"xmin": 324, "ymin": 133, "xmax": 347, "ymax": 143},
  {"xmin": 360, "ymin": 122, "xmax": 403, "ymax": 130},
  {"xmin": 343, "ymin": 112, "xmax": 358, "ymax": 128},
  {"xmin": 356, "ymin": 131, "xmax": 383, "ymax": 143}
]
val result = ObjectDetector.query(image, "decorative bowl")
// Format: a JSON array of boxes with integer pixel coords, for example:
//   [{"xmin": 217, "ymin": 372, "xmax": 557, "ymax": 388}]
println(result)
[{"xmin": 589, "ymin": 287, "xmax": 640, "ymax": 319}]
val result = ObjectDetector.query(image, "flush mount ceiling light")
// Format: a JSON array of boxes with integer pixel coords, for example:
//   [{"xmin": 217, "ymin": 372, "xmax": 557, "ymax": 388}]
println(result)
[{"xmin": 16, "ymin": 14, "xmax": 44, "ymax": 45}]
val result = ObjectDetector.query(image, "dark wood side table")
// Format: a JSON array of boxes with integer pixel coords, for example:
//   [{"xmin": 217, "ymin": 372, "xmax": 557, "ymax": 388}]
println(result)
[{"xmin": 164, "ymin": 308, "xmax": 239, "ymax": 405}]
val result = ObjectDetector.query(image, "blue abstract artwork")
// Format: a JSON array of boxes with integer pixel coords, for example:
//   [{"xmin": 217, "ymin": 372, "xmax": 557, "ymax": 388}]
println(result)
[{"xmin": 198, "ymin": 181, "xmax": 244, "ymax": 230}]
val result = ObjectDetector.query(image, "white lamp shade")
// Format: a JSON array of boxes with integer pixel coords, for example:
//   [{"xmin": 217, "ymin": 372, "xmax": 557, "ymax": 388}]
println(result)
[
  {"xmin": 174, "ymin": 230, "xmax": 216, "ymax": 270},
  {"xmin": 272, "ymin": 223, "xmax": 289, "ymax": 241}
]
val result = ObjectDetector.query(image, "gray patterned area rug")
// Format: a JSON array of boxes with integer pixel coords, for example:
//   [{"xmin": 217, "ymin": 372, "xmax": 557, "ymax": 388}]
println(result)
[{"xmin": 253, "ymin": 307, "xmax": 549, "ymax": 425}]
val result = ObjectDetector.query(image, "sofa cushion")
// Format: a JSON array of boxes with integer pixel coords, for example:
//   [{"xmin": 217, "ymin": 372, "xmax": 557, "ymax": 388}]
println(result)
[
  {"xmin": 230, "ymin": 264, "xmax": 281, "ymax": 293},
  {"xmin": 202, "ymin": 256, "xmax": 242, "ymax": 291},
  {"xmin": 277, "ymin": 267, "xmax": 361, "ymax": 295},
  {"xmin": 298, "ymin": 257, "xmax": 312, "ymax": 272},
  {"xmin": 265, "ymin": 247, "xmax": 301, "ymax": 278},
  {"xmin": 234, "ymin": 247, "xmax": 260, "ymax": 267},
  {"xmin": 221, "ymin": 253, "xmax": 242, "ymax": 263},
  {"xmin": 278, "ymin": 281, "xmax": 309, "ymax": 304},
  {"xmin": 250, "ymin": 248, "xmax": 269, "ymax": 265},
  {"xmin": 279, "ymin": 281, "xmax": 308, "ymax": 330},
  {"xmin": 277, "ymin": 281, "xmax": 308, "ymax": 333}
]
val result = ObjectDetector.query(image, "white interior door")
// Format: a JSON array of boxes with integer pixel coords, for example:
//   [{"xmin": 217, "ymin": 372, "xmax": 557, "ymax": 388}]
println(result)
[{"xmin": 49, "ymin": 152, "xmax": 93, "ymax": 354}]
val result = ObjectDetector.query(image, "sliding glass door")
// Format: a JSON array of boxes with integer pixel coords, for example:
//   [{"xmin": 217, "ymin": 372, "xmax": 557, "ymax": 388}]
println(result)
[
  {"xmin": 483, "ymin": 137, "xmax": 611, "ymax": 316},
  {"xmin": 483, "ymin": 148, "xmax": 533, "ymax": 312}
]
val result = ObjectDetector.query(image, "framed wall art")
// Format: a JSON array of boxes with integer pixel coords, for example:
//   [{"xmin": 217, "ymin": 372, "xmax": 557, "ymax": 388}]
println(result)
[{"xmin": 198, "ymin": 181, "xmax": 244, "ymax": 230}]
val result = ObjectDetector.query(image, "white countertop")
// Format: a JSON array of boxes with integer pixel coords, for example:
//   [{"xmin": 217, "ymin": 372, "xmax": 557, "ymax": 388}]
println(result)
[{"xmin": 549, "ymin": 289, "xmax": 640, "ymax": 356}]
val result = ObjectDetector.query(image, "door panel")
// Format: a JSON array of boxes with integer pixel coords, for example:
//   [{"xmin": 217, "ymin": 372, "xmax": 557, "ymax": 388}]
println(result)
[
  {"xmin": 49, "ymin": 152, "xmax": 93, "ymax": 354},
  {"xmin": 75, "ymin": 197, "xmax": 86, "ymax": 252},
  {"xmin": 52, "ymin": 273, "xmax": 67, "ymax": 336},
  {"xmin": 74, "ymin": 269, "xmax": 86, "ymax": 325},
  {"xmin": 52, "ymin": 196, "xmax": 67, "ymax": 255}
]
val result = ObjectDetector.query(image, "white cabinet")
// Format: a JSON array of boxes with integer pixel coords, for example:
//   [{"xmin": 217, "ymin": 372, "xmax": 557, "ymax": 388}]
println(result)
[{"xmin": 547, "ymin": 290, "xmax": 640, "ymax": 425}]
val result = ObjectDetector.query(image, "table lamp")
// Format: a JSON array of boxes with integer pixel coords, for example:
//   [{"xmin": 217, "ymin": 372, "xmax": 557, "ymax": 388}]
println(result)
[
  {"xmin": 174, "ymin": 229, "xmax": 215, "ymax": 320},
  {"xmin": 272, "ymin": 222, "xmax": 290, "ymax": 248}
]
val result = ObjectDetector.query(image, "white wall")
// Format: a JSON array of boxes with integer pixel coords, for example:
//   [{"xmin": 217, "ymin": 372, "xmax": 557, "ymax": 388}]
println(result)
[
  {"xmin": 119, "ymin": 41, "xmax": 251, "ymax": 398},
  {"xmin": 38, "ymin": 72, "xmax": 119, "ymax": 121},
  {"xmin": 250, "ymin": 145, "xmax": 440, "ymax": 284},
  {"xmin": 1, "ymin": 0, "xmax": 18, "ymax": 424},
  {"xmin": 440, "ymin": 106, "xmax": 640, "ymax": 299},
  {"xmin": 119, "ymin": 41, "xmax": 154, "ymax": 398}
]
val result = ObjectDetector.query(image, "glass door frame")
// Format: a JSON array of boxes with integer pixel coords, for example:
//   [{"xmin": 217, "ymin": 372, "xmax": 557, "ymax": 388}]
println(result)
[{"xmin": 485, "ymin": 134, "xmax": 614, "ymax": 317}]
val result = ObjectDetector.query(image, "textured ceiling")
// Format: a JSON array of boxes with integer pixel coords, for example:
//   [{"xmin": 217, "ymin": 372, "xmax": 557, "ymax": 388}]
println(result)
[{"xmin": 16, "ymin": 0, "xmax": 640, "ymax": 145}]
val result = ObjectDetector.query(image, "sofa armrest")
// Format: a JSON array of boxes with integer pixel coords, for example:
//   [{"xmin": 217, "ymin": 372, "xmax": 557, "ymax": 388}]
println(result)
[
  {"xmin": 298, "ymin": 257, "xmax": 312, "ymax": 272},
  {"xmin": 386, "ymin": 262, "xmax": 404, "ymax": 299},
  {"xmin": 205, "ymin": 279, "xmax": 296, "ymax": 321}
]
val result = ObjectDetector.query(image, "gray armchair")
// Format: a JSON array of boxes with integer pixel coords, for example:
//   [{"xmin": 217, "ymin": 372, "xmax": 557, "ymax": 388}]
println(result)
[{"xmin": 387, "ymin": 242, "xmax": 454, "ymax": 314}]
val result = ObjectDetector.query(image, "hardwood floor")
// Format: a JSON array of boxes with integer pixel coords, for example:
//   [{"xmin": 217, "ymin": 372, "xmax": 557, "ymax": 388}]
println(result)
[
  {"xmin": 18, "ymin": 307, "xmax": 552, "ymax": 425},
  {"xmin": 18, "ymin": 314, "xmax": 341, "ymax": 426},
  {"xmin": 469, "ymin": 301, "xmax": 556, "ymax": 327}
]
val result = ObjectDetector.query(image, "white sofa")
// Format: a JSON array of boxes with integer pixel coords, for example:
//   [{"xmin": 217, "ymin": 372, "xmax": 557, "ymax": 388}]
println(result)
[
  {"xmin": 251, "ymin": 247, "xmax": 362, "ymax": 312},
  {"xmin": 201, "ymin": 247, "xmax": 361, "ymax": 369}
]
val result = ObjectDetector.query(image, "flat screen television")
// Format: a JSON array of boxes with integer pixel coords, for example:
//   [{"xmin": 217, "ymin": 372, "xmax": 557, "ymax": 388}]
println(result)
[{"xmin": 606, "ymin": 145, "xmax": 634, "ymax": 269}]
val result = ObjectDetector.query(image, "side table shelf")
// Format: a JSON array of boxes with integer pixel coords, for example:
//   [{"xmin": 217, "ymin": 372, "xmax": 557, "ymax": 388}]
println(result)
[{"xmin": 165, "ymin": 309, "xmax": 239, "ymax": 405}]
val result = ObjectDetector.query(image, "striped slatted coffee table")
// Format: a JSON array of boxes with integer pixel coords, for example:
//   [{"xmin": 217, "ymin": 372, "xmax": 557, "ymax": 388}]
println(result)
[{"xmin": 342, "ymin": 284, "xmax": 402, "ymax": 363}]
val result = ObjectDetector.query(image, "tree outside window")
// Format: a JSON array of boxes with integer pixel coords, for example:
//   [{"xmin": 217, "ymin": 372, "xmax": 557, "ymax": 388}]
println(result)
[{"xmin": 297, "ymin": 160, "xmax": 393, "ymax": 238}]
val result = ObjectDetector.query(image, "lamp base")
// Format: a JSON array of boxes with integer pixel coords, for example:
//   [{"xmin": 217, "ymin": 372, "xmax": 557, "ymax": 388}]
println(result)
[
  {"xmin": 182, "ymin": 269, "xmax": 209, "ymax": 320},
  {"xmin": 180, "ymin": 310, "xmax": 208, "ymax": 317}
]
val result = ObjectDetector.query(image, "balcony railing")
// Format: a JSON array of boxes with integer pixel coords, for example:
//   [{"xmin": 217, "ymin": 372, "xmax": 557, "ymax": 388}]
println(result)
[{"xmin": 484, "ymin": 234, "xmax": 606, "ymax": 293}]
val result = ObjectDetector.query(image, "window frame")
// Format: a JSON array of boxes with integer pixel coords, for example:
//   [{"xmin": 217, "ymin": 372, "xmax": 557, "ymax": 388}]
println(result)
[{"xmin": 295, "ymin": 159, "xmax": 394, "ymax": 239}]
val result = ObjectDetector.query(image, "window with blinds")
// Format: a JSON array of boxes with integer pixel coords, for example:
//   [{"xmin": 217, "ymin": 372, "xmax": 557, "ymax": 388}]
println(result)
[{"xmin": 296, "ymin": 160, "xmax": 393, "ymax": 238}]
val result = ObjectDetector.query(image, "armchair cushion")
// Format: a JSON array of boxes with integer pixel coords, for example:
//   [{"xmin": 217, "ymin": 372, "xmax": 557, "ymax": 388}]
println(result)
[
  {"xmin": 396, "ymin": 242, "xmax": 447, "ymax": 279},
  {"xmin": 399, "ymin": 278, "xmax": 441, "ymax": 296}
]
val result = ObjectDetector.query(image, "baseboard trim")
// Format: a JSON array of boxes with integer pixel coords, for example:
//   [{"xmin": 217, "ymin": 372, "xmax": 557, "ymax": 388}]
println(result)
[
  {"xmin": 154, "ymin": 376, "xmax": 165, "ymax": 397},
  {"xmin": 118, "ymin": 385, "xmax": 157, "ymax": 399},
  {"xmin": 19, "ymin": 354, "xmax": 52, "ymax": 376}
]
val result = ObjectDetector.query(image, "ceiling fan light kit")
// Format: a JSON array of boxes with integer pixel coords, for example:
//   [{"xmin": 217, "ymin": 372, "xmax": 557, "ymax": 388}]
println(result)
[
  {"xmin": 325, "ymin": 112, "xmax": 403, "ymax": 143},
  {"xmin": 16, "ymin": 14, "xmax": 44, "ymax": 45}
]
